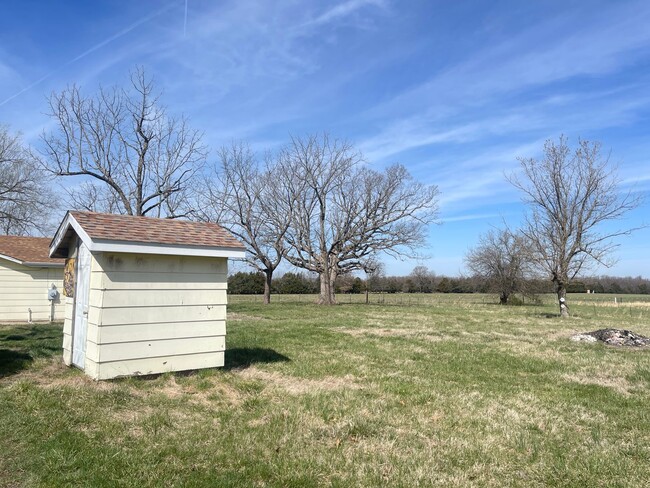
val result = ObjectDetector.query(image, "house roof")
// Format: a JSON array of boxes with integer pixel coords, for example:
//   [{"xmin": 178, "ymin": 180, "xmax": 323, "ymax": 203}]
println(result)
[
  {"xmin": 0, "ymin": 236, "xmax": 65, "ymax": 267},
  {"xmin": 50, "ymin": 211, "xmax": 246, "ymax": 259}
]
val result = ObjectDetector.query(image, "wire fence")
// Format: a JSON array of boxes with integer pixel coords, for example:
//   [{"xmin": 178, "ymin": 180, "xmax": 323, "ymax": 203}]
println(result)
[
  {"xmin": 229, "ymin": 292, "xmax": 650, "ymax": 308},
  {"xmin": 230, "ymin": 293, "xmax": 487, "ymax": 307}
]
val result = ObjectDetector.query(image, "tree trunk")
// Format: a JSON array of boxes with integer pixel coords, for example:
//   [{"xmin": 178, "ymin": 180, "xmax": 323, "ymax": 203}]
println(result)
[
  {"xmin": 556, "ymin": 284, "xmax": 570, "ymax": 317},
  {"xmin": 263, "ymin": 269, "xmax": 273, "ymax": 305},
  {"xmin": 318, "ymin": 270, "xmax": 337, "ymax": 305},
  {"xmin": 499, "ymin": 292, "xmax": 508, "ymax": 305},
  {"xmin": 365, "ymin": 287, "xmax": 369, "ymax": 305}
]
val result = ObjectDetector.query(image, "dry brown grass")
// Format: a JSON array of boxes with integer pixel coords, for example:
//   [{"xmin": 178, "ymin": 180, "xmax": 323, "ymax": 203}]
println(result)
[
  {"xmin": 572, "ymin": 300, "xmax": 650, "ymax": 308},
  {"xmin": 337, "ymin": 326, "xmax": 446, "ymax": 342},
  {"xmin": 227, "ymin": 312, "xmax": 268, "ymax": 321},
  {"xmin": 561, "ymin": 372, "xmax": 634, "ymax": 395},
  {"xmin": 237, "ymin": 366, "xmax": 361, "ymax": 395},
  {"xmin": 7, "ymin": 357, "xmax": 118, "ymax": 392}
]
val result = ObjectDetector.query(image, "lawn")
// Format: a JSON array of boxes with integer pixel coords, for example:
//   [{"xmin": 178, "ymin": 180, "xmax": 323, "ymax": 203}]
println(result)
[{"xmin": 1, "ymin": 294, "xmax": 649, "ymax": 487}]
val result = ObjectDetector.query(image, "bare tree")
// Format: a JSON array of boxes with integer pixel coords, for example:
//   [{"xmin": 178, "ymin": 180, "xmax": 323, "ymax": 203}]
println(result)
[
  {"xmin": 38, "ymin": 67, "xmax": 207, "ymax": 217},
  {"xmin": 509, "ymin": 136, "xmax": 643, "ymax": 316},
  {"xmin": 0, "ymin": 126, "xmax": 55, "ymax": 235},
  {"xmin": 465, "ymin": 228, "xmax": 530, "ymax": 305},
  {"xmin": 277, "ymin": 134, "xmax": 439, "ymax": 305},
  {"xmin": 197, "ymin": 142, "xmax": 289, "ymax": 304},
  {"xmin": 410, "ymin": 265, "xmax": 435, "ymax": 293},
  {"xmin": 363, "ymin": 258, "xmax": 384, "ymax": 304},
  {"xmin": 65, "ymin": 181, "xmax": 122, "ymax": 214}
]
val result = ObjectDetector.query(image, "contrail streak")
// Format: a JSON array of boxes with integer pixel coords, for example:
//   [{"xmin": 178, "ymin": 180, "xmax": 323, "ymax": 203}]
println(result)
[
  {"xmin": 184, "ymin": 0, "xmax": 188, "ymax": 37},
  {"xmin": 0, "ymin": 4, "xmax": 174, "ymax": 108}
]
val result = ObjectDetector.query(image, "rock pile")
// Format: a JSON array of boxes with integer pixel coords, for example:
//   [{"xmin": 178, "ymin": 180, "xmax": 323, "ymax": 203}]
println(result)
[{"xmin": 571, "ymin": 328, "xmax": 650, "ymax": 347}]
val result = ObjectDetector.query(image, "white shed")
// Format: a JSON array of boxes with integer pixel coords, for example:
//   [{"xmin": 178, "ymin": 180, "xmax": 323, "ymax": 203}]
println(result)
[
  {"xmin": 0, "ymin": 236, "xmax": 64, "ymax": 322},
  {"xmin": 49, "ymin": 211, "xmax": 245, "ymax": 380}
]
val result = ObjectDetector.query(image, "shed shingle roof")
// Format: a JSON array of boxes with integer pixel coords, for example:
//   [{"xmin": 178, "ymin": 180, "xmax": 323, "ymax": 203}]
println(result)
[
  {"xmin": 69, "ymin": 211, "xmax": 245, "ymax": 250},
  {"xmin": 0, "ymin": 236, "xmax": 64, "ymax": 266}
]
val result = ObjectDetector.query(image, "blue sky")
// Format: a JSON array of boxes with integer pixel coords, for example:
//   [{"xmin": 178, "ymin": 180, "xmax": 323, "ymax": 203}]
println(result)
[{"xmin": 1, "ymin": 0, "xmax": 649, "ymax": 277}]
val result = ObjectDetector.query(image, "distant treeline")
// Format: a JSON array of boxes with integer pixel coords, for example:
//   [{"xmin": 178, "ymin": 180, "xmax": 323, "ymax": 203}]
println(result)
[
  {"xmin": 229, "ymin": 272, "xmax": 320, "ymax": 295},
  {"xmin": 228, "ymin": 271, "xmax": 650, "ymax": 295}
]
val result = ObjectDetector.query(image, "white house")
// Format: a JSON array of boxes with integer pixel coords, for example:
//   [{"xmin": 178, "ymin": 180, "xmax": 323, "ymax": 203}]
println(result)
[
  {"xmin": 49, "ymin": 211, "xmax": 245, "ymax": 380},
  {"xmin": 0, "ymin": 236, "xmax": 64, "ymax": 322}
]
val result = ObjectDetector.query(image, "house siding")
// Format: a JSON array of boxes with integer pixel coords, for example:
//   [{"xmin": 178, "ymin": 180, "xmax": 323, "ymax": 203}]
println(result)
[{"xmin": 0, "ymin": 259, "xmax": 64, "ymax": 322}]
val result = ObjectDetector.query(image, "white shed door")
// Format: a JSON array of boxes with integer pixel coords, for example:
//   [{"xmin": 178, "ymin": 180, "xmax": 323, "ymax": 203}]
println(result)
[{"xmin": 72, "ymin": 242, "xmax": 91, "ymax": 369}]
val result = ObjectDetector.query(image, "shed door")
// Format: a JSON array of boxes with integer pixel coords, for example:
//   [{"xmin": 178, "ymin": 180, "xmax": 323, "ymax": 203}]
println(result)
[{"xmin": 72, "ymin": 242, "xmax": 91, "ymax": 369}]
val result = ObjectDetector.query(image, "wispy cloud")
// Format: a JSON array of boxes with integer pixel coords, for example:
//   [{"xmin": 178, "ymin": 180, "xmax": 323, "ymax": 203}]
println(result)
[
  {"xmin": 423, "ymin": 140, "xmax": 544, "ymax": 216},
  {"xmin": 354, "ymin": 0, "xmax": 650, "ymax": 169},
  {"xmin": 130, "ymin": 0, "xmax": 392, "ymax": 143},
  {"xmin": 442, "ymin": 212, "xmax": 509, "ymax": 223},
  {"xmin": 309, "ymin": 0, "xmax": 387, "ymax": 26},
  {"xmin": 360, "ymin": 113, "xmax": 528, "ymax": 163},
  {"xmin": 155, "ymin": 0, "xmax": 387, "ymax": 96},
  {"xmin": 0, "ymin": 58, "xmax": 20, "ymax": 86},
  {"xmin": 360, "ymin": 81, "xmax": 650, "ymax": 165},
  {"xmin": 370, "ymin": 0, "xmax": 650, "ymax": 120},
  {"xmin": 0, "ymin": 3, "xmax": 173, "ymax": 108}
]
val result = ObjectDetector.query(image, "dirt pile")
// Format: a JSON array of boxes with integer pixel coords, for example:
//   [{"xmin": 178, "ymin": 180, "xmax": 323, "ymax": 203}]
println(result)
[{"xmin": 571, "ymin": 328, "xmax": 650, "ymax": 347}]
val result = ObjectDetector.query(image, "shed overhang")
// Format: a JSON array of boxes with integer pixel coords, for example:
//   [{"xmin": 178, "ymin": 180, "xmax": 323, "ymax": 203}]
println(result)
[
  {"xmin": 49, "ymin": 212, "xmax": 246, "ymax": 259},
  {"xmin": 0, "ymin": 253, "xmax": 64, "ymax": 269}
]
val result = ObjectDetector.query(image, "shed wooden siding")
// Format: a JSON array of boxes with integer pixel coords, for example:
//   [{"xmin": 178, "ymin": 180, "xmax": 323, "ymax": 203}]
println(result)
[
  {"xmin": 0, "ymin": 260, "xmax": 64, "ymax": 322},
  {"xmin": 88, "ymin": 252, "xmax": 228, "ymax": 380}
]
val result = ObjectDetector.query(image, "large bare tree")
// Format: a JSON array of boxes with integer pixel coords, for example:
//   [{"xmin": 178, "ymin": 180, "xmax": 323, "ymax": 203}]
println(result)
[
  {"xmin": 277, "ymin": 134, "xmax": 439, "ymax": 305},
  {"xmin": 465, "ymin": 228, "xmax": 530, "ymax": 305},
  {"xmin": 197, "ymin": 142, "xmax": 290, "ymax": 304},
  {"xmin": 38, "ymin": 67, "xmax": 207, "ymax": 217},
  {"xmin": 0, "ymin": 126, "xmax": 54, "ymax": 235},
  {"xmin": 509, "ymin": 136, "xmax": 642, "ymax": 316}
]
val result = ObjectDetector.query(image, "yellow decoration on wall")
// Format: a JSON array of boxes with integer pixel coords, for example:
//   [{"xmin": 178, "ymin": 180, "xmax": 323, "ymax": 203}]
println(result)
[{"xmin": 64, "ymin": 258, "xmax": 76, "ymax": 298}]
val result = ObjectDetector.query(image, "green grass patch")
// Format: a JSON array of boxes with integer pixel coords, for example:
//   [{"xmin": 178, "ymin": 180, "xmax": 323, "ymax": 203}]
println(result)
[{"xmin": 1, "ymin": 295, "xmax": 650, "ymax": 486}]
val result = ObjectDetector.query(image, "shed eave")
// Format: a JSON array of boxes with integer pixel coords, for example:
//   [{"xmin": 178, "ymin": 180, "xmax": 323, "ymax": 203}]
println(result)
[
  {"xmin": 22, "ymin": 261, "xmax": 65, "ymax": 268},
  {"xmin": 50, "ymin": 212, "xmax": 93, "ymax": 258},
  {"xmin": 0, "ymin": 253, "xmax": 63, "ymax": 268},
  {"xmin": 89, "ymin": 239, "xmax": 246, "ymax": 259},
  {"xmin": 0, "ymin": 253, "xmax": 24, "ymax": 265}
]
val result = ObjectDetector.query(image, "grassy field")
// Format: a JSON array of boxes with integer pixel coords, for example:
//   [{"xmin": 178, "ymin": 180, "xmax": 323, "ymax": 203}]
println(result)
[{"xmin": 1, "ymin": 294, "xmax": 649, "ymax": 487}]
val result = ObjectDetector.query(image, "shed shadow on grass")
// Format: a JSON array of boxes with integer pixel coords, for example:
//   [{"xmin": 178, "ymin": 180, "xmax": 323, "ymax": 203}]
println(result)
[
  {"xmin": 0, "ymin": 323, "xmax": 63, "ymax": 378},
  {"xmin": 122, "ymin": 348, "xmax": 292, "ymax": 382},
  {"xmin": 0, "ymin": 349, "xmax": 34, "ymax": 378},
  {"xmin": 224, "ymin": 348, "xmax": 291, "ymax": 370}
]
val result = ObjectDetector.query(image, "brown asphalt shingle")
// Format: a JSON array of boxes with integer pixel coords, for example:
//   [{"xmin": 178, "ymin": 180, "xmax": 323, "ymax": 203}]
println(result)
[
  {"xmin": 69, "ymin": 211, "xmax": 245, "ymax": 250},
  {"xmin": 0, "ymin": 236, "xmax": 64, "ymax": 265}
]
